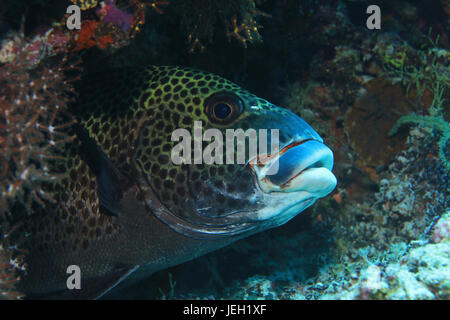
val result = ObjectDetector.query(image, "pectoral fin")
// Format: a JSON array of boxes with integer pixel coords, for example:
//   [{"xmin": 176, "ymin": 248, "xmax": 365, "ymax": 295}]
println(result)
[{"xmin": 72, "ymin": 124, "xmax": 126, "ymax": 217}]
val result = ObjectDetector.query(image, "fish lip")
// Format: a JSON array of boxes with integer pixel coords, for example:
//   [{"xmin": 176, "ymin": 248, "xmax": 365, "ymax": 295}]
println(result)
[
  {"xmin": 278, "ymin": 144, "xmax": 331, "ymax": 188},
  {"xmin": 279, "ymin": 138, "xmax": 316, "ymax": 156},
  {"xmin": 250, "ymin": 138, "xmax": 336, "ymax": 194},
  {"xmin": 250, "ymin": 138, "xmax": 318, "ymax": 169}
]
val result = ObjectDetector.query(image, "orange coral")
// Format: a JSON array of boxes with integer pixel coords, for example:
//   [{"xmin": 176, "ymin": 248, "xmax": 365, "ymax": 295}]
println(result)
[
  {"xmin": 73, "ymin": 20, "xmax": 116, "ymax": 51},
  {"xmin": 73, "ymin": 20, "xmax": 99, "ymax": 50},
  {"xmin": 97, "ymin": 34, "xmax": 114, "ymax": 49}
]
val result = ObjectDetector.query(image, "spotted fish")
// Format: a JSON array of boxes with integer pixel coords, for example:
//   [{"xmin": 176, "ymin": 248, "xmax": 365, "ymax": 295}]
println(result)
[{"xmin": 19, "ymin": 66, "xmax": 337, "ymax": 298}]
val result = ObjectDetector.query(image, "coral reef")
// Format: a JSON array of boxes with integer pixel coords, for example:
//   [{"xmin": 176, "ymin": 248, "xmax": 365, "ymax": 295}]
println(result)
[
  {"xmin": 0, "ymin": 34, "xmax": 79, "ymax": 216},
  {"xmin": 168, "ymin": 0, "xmax": 270, "ymax": 52},
  {"xmin": 319, "ymin": 238, "xmax": 450, "ymax": 300},
  {"xmin": 390, "ymin": 114, "xmax": 449, "ymax": 168},
  {"xmin": 0, "ymin": 5, "xmax": 82, "ymax": 299},
  {"xmin": 344, "ymin": 78, "xmax": 414, "ymax": 167},
  {"xmin": 66, "ymin": 0, "xmax": 269, "ymax": 53},
  {"xmin": 345, "ymin": 30, "xmax": 449, "ymax": 168},
  {"xmin": 0, "ymin": 0, "xmax": 449, "ymax": 300}
]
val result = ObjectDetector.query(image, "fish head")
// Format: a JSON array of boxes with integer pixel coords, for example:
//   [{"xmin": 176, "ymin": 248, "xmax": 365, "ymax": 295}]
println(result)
[{"xmin": 134, "ymin": 67, "xmax": 337, "ymax": 239}]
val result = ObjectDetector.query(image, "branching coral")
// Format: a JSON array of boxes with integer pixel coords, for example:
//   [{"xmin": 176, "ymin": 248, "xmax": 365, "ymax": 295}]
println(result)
[
  {"xmin": 169, "ymin": 0, "xmax": 270, "ymax": 52},
  {"xmin": 0, "ymin": 35, "xmax": 80, "ymax": 216},
  {"xmin": 126, "ymin": 0, "xmax": 169, "ymax": 38}
]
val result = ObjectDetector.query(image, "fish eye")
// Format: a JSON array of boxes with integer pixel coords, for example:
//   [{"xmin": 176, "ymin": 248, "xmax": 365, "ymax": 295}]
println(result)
[
  {"xmin": 205, "ymin": 92, "xmax": 244, "ymax": 124},
  {"xmin": 214, "ymin": 103, "xmax": 232, "ymax": 119}
]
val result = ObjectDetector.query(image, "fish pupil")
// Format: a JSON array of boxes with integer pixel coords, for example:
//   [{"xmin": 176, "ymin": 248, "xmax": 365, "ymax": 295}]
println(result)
[{"xmin": 214, "ymin": 103, "xmax": 232, "ymax": 119}]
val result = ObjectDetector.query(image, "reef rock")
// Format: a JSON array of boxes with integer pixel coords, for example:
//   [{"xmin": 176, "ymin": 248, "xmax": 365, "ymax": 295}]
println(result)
[{"xmin": 344, "ymin": 78, "xmax": 414, "ymax": 167}]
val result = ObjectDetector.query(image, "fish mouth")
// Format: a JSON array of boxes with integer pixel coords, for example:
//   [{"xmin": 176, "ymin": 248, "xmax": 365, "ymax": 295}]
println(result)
[{"xmin": 250, "ymin": 139, "xmax": 337, "ymax": 196}]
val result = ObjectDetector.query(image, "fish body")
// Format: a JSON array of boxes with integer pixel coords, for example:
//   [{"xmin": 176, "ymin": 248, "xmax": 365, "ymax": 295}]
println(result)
[{"xmin": 19, "ymin": 66, "xmax": 336, "ymax": 298}]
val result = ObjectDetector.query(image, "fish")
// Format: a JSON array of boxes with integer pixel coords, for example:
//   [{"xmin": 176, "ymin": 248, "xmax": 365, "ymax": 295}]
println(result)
[{"xmin": 18, "ymin": 66, "xmax": 337, "ymax": 299}]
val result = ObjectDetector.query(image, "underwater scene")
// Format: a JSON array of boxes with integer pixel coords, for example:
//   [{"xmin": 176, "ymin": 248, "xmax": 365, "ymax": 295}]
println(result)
[{"xmin": 0, "ymin": 0, "xmax": 448, "ymax": 300}]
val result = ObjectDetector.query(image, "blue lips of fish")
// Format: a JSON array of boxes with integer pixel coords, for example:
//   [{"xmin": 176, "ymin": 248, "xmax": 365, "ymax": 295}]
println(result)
[{"xmin": 249, "ymin": 131, "xmax": 337, "ymax": 228}]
